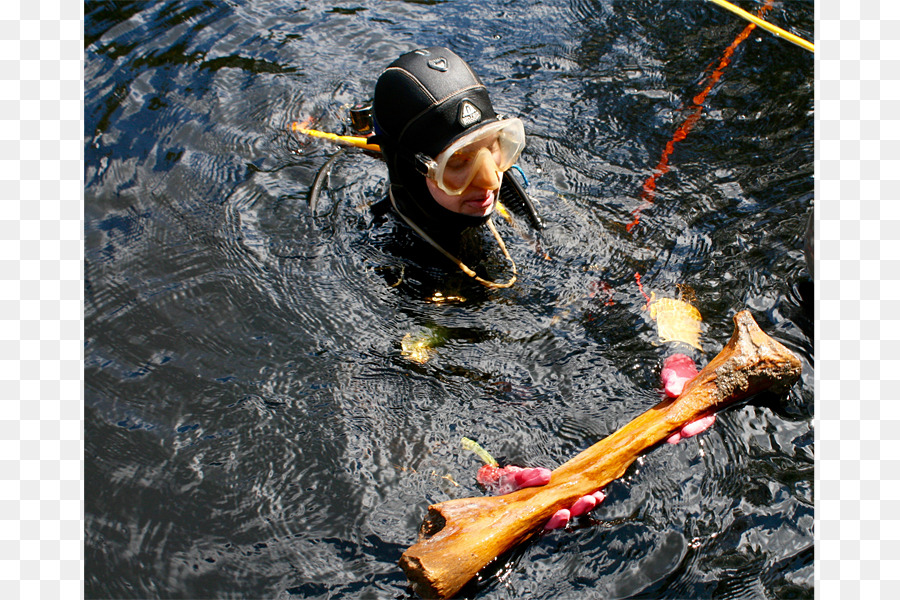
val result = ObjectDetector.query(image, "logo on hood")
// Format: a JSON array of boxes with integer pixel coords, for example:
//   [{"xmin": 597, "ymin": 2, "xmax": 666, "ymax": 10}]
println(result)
[
  {"xmin": 427, "ymin": 57, "xmax": 448, "ymax": 72},
  {"xmin": 458, "ymin": 99, "xmax": 482, "ymax": 127}
]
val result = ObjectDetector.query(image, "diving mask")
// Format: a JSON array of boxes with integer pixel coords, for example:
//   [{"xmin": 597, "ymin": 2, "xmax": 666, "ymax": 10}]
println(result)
[{"xmin": 415, "ymin": 118, "xmax": 526, "ymax": 196}]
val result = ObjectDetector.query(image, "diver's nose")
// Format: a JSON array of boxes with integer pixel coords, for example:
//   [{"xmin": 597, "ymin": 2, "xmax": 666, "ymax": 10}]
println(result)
[{"xmin": 471, "ymin": 150, "xmax": 502, "ymax": 190}]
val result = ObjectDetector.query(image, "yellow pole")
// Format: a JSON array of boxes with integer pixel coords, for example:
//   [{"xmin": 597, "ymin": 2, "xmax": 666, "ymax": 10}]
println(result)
[
  {"xmin": 291, "ymin": 121, "xmax": 382, "ymax": 152},
  {"xmin": 707, "ymin": 0, "xmax": 814, "ymax": 53}
]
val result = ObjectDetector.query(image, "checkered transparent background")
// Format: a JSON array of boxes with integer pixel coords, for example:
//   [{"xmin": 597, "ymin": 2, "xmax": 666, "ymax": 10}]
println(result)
[
  {"xmin": 2, "ymin": 0, "xmax": 83, "ymax": 598},
  {"xmin": 817, "ymin": 0, "xmax": 896, "ymax": 598},
  {"xmin": 0, "ymin": 0, "xmax": 874, "ymax": 597}
]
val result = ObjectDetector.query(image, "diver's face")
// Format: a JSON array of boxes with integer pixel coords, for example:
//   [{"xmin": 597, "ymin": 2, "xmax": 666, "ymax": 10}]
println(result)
[{"xmin": 425, "ymin": 160, "xmax": 501, "ymax": 217}]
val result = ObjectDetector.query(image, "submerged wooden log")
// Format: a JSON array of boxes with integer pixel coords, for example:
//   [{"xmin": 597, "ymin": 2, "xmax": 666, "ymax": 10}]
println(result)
[{"xmin": 399, "ymin": 310, "xmax": 802, "ymax": 599}]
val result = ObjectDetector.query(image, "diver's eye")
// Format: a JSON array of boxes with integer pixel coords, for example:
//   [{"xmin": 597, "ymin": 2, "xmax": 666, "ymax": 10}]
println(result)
[
  {"xmin": 446, "ymin": 153, "xmax": 473, "ymax": 171},
  {"xmin": 488, "ymin": 140, "xmax": 503, "ymax": 162}
]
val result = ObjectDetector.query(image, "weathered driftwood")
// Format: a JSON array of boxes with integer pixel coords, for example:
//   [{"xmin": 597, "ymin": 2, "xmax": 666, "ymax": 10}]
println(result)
[{"xmin": 399, "ymin": 310, "xmax": 802, "ymax": 599}]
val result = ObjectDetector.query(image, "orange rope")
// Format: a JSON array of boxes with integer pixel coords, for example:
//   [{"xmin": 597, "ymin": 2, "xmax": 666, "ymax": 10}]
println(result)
[
  {"xmin": 635, "ymin": 272, "xmax": 651, "ymax": 305},
  {"xmin": 626, "ymin": 0, "xmax": 774, "ymax": 233}
]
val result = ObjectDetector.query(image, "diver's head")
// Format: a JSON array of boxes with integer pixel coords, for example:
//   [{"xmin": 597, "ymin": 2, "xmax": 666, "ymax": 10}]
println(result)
[{"xmin": 373, "ymin": 47, "xmax": 525, "ymax": 230}]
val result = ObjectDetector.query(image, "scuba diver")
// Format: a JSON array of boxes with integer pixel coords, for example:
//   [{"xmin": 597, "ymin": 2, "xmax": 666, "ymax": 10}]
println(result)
[{"xmin": 367, "ymin": 46, "xmax": 542, "ymax": 290}]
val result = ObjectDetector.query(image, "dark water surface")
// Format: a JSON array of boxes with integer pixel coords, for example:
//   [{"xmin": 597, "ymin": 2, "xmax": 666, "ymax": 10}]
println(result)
[{"xmin": 84, "ymin": 1, "xmax": 814, "ymax": 598}]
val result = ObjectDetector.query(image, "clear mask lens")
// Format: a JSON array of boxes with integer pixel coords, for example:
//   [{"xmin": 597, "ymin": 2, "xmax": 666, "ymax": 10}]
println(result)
[{"xmin": 424, "ymin": 118, "xmax": 525, "ymax": 196}]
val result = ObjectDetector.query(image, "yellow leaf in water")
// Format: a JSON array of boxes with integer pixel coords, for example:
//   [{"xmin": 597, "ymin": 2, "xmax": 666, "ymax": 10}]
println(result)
[
  {"xmin": 401, "ymin": 332, "xmax": 435, "ymax": 364},
  {"xmin": 649, "ymin": 297, "xmax": 703, "ymax": 350},
  {"xmin": 494, "ymin": 201, "xmax": 512, "ymax": 223}
]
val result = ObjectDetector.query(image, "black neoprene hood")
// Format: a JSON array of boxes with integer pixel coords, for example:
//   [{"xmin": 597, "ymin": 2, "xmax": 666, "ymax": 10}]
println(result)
[
  {"xmin": 373, "ymin": 47, "xmax": 498, "ymax": 164},
  {"xmin": 372, "ymin": 47, "xmax": 501, "ymax": 245}
]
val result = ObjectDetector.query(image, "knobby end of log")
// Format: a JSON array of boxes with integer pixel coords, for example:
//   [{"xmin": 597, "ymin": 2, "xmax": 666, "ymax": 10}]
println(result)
[
  {"xmin": 397, "ymin": 506, "xmax": 457, "ymax": 599},
  {"xmin": 714, "ymin": 310, "xmax": 802, "ymax": 401},
  {"xmin": 398, "ymin": 553, "xmax": 440, "ymax": 600}
]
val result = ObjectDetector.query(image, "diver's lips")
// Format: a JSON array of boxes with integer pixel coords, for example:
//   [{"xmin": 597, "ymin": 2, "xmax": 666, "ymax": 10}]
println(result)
[{"xmin": 462, "ymin": 190, "xmax": 495, "ymax": 210}]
